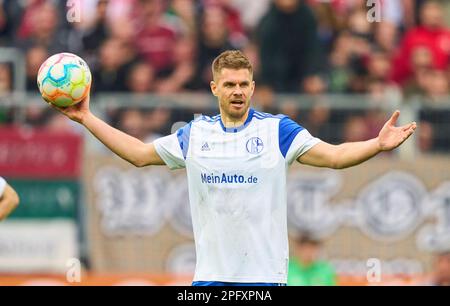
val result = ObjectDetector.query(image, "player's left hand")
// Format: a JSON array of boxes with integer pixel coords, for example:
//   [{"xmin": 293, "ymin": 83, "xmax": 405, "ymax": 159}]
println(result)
[{"xmin": 378, "ymin": 110, "xmax": 417, "ymax": 151}]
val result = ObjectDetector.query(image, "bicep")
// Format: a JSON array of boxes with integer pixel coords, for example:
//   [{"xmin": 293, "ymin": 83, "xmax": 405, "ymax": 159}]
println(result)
[{"xmin": 297, "ymin": 141, "xmax": 338, "ymax": 168}]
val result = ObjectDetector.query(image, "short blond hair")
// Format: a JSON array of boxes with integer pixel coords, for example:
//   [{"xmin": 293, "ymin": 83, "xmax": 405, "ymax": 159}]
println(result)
[{"xmin": 212, "ymin": 50, "xmax": 253, "ymax": 81}]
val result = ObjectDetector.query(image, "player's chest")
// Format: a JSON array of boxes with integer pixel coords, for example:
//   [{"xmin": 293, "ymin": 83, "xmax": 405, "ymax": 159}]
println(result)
[{"xmin": 188, "ymin": 127, "xmax": 281, "ymax": 168}]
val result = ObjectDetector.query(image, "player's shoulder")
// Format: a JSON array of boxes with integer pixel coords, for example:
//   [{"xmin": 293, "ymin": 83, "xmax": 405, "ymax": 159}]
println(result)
[
  {"xmin": 252, "ymin": 110, "xmax": 287, "ymax": 121},
  {"xmin": 257, "ymin": 111, "xmax": 306, "ymax": 138},
  {"xmin": 192, "ymin": 114, "xmax": 221, "ymax": 125}
]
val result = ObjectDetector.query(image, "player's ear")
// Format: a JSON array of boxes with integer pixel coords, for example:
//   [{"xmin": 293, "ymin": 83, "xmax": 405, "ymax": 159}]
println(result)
[
  {"xmin": 210, "ymin": 81, "xmax": 217, "ymax": 96},
  {"xmin": 248, "ymin": 80, "xmax": 255, "ymax": 97}
]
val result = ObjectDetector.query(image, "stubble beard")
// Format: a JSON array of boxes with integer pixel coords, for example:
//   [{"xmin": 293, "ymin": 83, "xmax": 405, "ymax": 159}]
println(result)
[{"xmin": 222, "ymin": 100, "xmax": 249, "ymax": 122}]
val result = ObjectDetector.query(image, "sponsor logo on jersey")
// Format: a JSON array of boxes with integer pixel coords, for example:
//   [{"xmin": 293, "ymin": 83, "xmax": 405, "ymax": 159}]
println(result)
[{"xmin": 201, "ymin": 142, "xmax": 211, "ymax": 151}]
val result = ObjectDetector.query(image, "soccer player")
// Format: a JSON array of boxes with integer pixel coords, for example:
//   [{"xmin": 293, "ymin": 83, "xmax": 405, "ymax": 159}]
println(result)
[
  {"xmin": 49, "ymin": 50, "xmax": 417, "ymax": 286},
  {"xmin": 0, "ymin": 177, "xmax": 20, "ymax": 221}
]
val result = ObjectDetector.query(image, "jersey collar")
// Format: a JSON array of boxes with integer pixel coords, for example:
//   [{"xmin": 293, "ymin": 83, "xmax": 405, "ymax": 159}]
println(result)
[{"xmin": 219, "ymin": 108, "xmax": 255, "ymax": 133}]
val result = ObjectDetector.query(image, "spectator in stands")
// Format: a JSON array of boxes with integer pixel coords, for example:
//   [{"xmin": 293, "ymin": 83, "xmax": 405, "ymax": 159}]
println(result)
[
  {"xmin": 417, "ymin": 120, "xmax": 434, "ymax": 151},
  {"xmin": 306, "ymin": 0, "xmax": 342, "ymax": 53},
  {"xmin": 403, "ymin": 46, "xmax": 434, "ymax": 97},
  {"xmin": 0, "ymin": 64, "xmax": 12, "ymax": 95},
  {"xmin": 391, "ymin": 0, "xmax": 450, "ymax": 85},
  {"xmin": 302, "ymin": 74, "xmax": 327, "ymax": 95},
  {"xmin": 134, "ymin": 0, "xmax": 179, "ymax": 76},
  {"xmin": 143, "ymin": 107, "xmax": 171, "ymax": 142},
  {"xmin": 117, "ymin": 108, "xmax": 147, "ymax": 141},
  {"xmin": 347, "ymin": 8, "xmax": 372, "ymax": 48},
  {"xmin": 366, "ymin": 78, "xmax": 402, "ymax": 107},
  {"xmin": 343, "ymin": 115, "xmax": 370, "ymax": 142},
  {"xmin": 279, "ymin": 98, "xmax": 300, "ymax": 122},
  {"xmin": 154, "ymin": 36, "xmax": 196, "ymax": 93},
  {"xmin": 229, "ymin": 0, "xmax": 271, "ymax": 33},
  {"xmin": 105, "ymin": 0, "xmax": 140, "ymax": 23},
  {"xmin": 288, "ymin": 233, "xmax": 337, "ymax": 286},
  {"xmin": 253, "ymin": 85, "xmax": 276, "ymax": 113},
  {"xmin": 304, "ymin": 104, "xmax": 334, "ymax": 142},
  {"xmin": 365, "ymin": 51, "xmax": 402, "ymax": 105},
  {"xmin": 126, "ymin": 61, "xmax": 156, "ymax": 93},
  {"xmin": 25, "ymin": 45, "xmax": 48, "ymax": 91},
  {"xmin": 191, "ymin": 4, "xmax": 235, "ymax": 90},
  {"xmin": 109, "ymin": 21, "xmax": 141, "ymax": 79},
  {"xmin": 22, "ymin": 45, "xmax": 52, "ymax": 129},
  {"xmin": 422, "ymin": 69, "xmax": 449, "ymax": 102},
  {"xmin": 81, "ymin": 0, "xmax": 110, "ymax": 56},
  {"xmin": 328, "ymin": 32, "xmax": 353, "ymax": 93},
  {"xmin": 168, "ymin": 0, "xmax": 197, "ymax": 37},
  {"xmin": 201, "ymin": 0, "xmax": 248, "ymax": 48},
  {"xmin": 16, "ymin": 1, "xmax": 68, "ymax": 54},
  {"xmin": 345, "ymin": 9, "xmax": 374, "ymax": 93},
  {"xmin": 257, "ymin": 0, "xmax": 322, "ymax": 93},
  {"xmin": 374, "ymin": 21, "xmax": 399, "ymax": 54},
  {"xmin": 92, "ymin": 38, "xmax": 130, "ymax": 92},
  {"xmin": 367, "ymin": 51, "xmax": 391, "ymax": 82},
  {"xmin": 15, "ymin": 0, "xmax": 46, "ymax": 40}
]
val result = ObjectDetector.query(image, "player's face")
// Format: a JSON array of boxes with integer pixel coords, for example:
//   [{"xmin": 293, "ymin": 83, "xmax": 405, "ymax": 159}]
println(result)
[{"xmin": 211, "ymin": 68, "xmax": 255, "ymax": 121}]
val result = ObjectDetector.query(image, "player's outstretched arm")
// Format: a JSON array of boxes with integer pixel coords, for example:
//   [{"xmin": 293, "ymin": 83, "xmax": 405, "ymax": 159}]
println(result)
[
  {"xmin": 298, "ymin": 110, "xmax": 417, "ymax": 169},
  {"xmin": 0, "ymin": 184, "xmax": 20, "ymax": 221},
  {"xmin": 49, "ymin": 94, "xmax": 165, "ymax": 167}
]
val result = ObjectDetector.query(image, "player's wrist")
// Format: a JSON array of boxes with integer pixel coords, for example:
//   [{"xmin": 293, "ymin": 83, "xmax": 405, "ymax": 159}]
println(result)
[
  {"xmin": 80, "ymin": 111, "xmax": 93, "ymax": 126},
  {"xmin": 374, "ymin": 136, "xmax": 384, "ymax": 152}
]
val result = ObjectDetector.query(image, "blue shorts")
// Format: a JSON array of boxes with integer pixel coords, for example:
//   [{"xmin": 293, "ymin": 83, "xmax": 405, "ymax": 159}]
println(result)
[{"xmin": 192, "ymin": 281, "xmax": 286, "ymax": 286}]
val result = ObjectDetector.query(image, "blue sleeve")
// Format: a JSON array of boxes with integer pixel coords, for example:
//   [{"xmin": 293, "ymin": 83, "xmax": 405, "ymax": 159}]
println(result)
[
  {"xmin": 279, "ymin": 117, "xmax": 304, "ymax": 158},
  {"xmin": 176, "ymin": 121, "xmax": 192, "ymax": 160}
]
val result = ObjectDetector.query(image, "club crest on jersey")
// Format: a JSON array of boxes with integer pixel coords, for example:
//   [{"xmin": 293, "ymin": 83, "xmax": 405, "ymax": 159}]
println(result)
[{"xmin": 246, "ymin": 137, "xmax": 264, "ymax": 154}]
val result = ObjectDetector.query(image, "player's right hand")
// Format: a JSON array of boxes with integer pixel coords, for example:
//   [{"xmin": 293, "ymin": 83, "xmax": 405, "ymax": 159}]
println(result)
[{"xmin": 47, "ymin": 91, "xmax": 91, "ymax": 124}]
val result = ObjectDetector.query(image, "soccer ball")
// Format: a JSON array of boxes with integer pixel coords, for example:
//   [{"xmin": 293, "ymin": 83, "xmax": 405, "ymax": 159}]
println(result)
[{"xmin": 37, "ymin": 53, "xmax": 92, "ymax": 107}]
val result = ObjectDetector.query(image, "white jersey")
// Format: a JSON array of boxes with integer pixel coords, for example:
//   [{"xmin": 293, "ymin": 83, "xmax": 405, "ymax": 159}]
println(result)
[
  {"xmin": 154, "ymin": 108, "xmax": 320, "ymax": 283},
  {"xmin": 0, "ymin": 177, "xmax": 6, "ymax": 197}
]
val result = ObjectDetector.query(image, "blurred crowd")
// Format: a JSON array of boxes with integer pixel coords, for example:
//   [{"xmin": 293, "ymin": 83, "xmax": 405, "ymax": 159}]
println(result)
[{"xmin": 1, "ymin": 0, "xmax": 450, "ymax": 151}]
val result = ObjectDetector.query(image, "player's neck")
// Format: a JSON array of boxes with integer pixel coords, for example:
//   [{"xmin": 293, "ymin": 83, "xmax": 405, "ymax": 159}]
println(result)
[{"xmin": 220, "ymin": 109, "xmax": 250, "ymax": 128}]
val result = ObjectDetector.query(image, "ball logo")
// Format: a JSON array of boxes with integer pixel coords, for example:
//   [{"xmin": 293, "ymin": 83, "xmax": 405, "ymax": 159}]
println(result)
[{"xmin": 246, "ymin": 137, "xmax": 264, "ymax": 154}]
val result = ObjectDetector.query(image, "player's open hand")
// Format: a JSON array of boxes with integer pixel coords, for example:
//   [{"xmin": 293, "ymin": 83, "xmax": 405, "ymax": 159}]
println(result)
[
  {"xmin": 378, "ymin": 110, "xmax": 417, "ymax": 151},
  {"xmin": 47, "ymin": 92, "xmax": 91, "ymax": 124}
]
